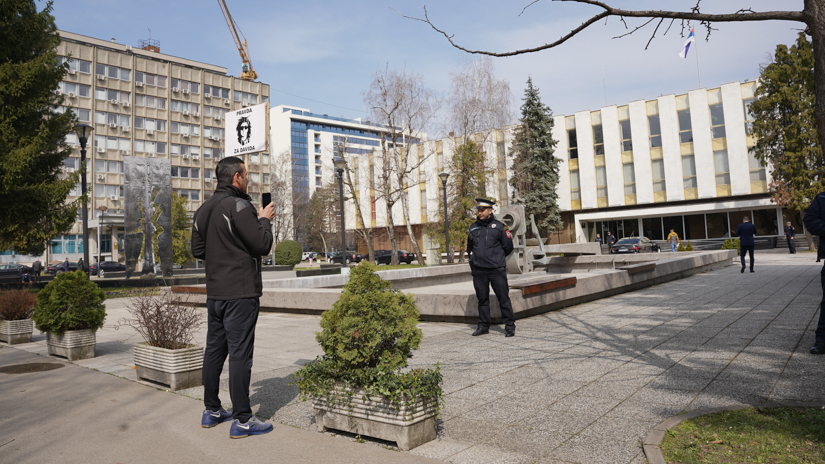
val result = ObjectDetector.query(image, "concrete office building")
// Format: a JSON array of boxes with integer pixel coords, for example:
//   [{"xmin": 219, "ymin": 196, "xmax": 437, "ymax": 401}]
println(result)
[
  {"xmin": 0, "ymin": 31, "xmax": 271, "ymax": 265},
  {"xmin": 552, "ymin": 80, "xmax": 802, "ymax": 244}
]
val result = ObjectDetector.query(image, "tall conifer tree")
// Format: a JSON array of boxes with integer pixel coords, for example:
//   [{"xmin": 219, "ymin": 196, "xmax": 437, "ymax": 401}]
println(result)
[
  {"xmin": 509, "ymin": 78, "xmax": 562, "ymax": 234},
  {"xmin": 0, "ymin": 0, "xmax": 78, "ymax": 254}
]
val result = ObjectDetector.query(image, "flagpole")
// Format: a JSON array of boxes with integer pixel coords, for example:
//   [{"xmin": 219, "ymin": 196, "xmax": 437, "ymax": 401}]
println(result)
[{"xmin": 694, "ymin": 34, "xmax": 702, "ymax": 88}]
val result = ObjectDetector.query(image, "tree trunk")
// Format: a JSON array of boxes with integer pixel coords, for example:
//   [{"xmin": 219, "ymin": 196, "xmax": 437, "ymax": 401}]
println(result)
[
  {"xmin": 386, "ymin": 201, "xmax": 399, "ymax": 265},
  {"xmin": 805, "ymin": 228, "xmax": 817, "ymax": 250},
  {"xmin": 398, "ymin": 186, "xmax": 425, "ymax": 266},
  {"xmin": 343, "ymin": 168, "xmax": 375, "ymax": 263},
  {"xmin": 806, "ymin": 0, "xmax": 825, "ymax": 169}
]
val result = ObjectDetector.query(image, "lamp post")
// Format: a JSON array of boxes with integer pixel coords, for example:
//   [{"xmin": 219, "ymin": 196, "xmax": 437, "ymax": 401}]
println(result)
[
  {"xmin": 74, "ymin": 123, "xmax": 93, "ymax": 274},
  {"xmin": 333, "ymin": 156, "xmax": 347, "ymax": 261},
  {"xmin": 438, "ymin": 172, "xmax": 451, "ymax": 264},
  {"xmin": 96, "ymin": 205, "xmax": 108, "ymax": 271}
]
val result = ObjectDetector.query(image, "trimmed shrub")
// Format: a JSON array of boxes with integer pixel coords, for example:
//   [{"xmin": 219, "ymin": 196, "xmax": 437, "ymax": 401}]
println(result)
[
  {"xmin": 317, "ymin": 262, "xmax": 421, "ymax": 371},
  {"xmin": 33, "ymin": 271, "xmax": 106, "ymax": 334},
  {"xmin": 0, "ymin": 290, "xmax": 37, "ymax": 321},
  {"xmin": 116, "ymin": 289, "xmax": 203, "ymax": 350},
  {"xmin": 722, "ymin": 238, "xmax": 741, "ymax": 252},
  {"xmin": 677, "ymin": 243, "xmax": 686, "ymax": 252},
  {"xmin": 685, "ymin": 241, "xmax": 694, "ymax": 251},
  {"xmin": 274, "ymin": 240, "xmax": 302, "ymax": 266}
]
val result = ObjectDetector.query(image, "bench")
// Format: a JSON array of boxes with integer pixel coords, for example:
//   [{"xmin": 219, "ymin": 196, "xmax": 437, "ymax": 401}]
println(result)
[
  {"xmin": 170, "ymin": 286, "xmax": 207, "ymax": 294},
  {"xmin": 616, "ymin": 262, "xmax": 656, "ymax": 275},
  {"xmin": 509, "ymin": 276, "xmax": 577, "ymax": 296}
]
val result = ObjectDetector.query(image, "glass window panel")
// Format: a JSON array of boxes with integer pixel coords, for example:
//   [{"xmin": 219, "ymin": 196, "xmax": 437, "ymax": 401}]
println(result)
[
  {"xmin": 134, "ymin": 140, "xmax": 144, "ymax": 152},
  {"xmin": 146, "ymin": 74, "xmax": 155, "ymax": 86},
  {"xmin": 181, "ymin": 145, "xmax": 189, "ymax": 155},
  {"xmin": 78, "ymin": 84, "xmax": 91, "ymax": 97},
  {"xmin": 145, "ymin": 141, "xmax": 155, "ymax": 153},
  {"xmin": 624, "ymin": 219, "xmax": 639, "ymax": 238},
  {"xmin": 50, "ymin": 240, "xmax": 62, "ymax": 254},
  {"xmin": 94, "ymin": 160, "xmax": 105, "ymax": 172},
  {"xmin": 107, "ymin": 89, "xmax": 117, "ymax": 101},
  {"xmin": 119, "ymin": 115, "xmax": 130, "ymax": 127},
  {"xmin": 682, "ymin": 155, "xmax": 697, "ymax": 176},
  {"xmin": 156, "ymin": 121, "xmax": 166, "ymax": 131},
  {"xmin": 94, "ymin": 184, "xmax": 104, "ymax": 196},
  {"xmin": 107, "ymin": 161, "xmax": 119, "ymax": 173},
  {"xmin": 595, "ymin": 166, "xmax": 607, "ymax": 186},
  {"xmin": 119, "ymin": 138, "xmax": 129, "ymax": 150},
  {"xmin": 748, "ymin": 152, "xmax": 763, "ymax": 170},
  {"xmin": 643, "ymin": 217, "xmax": 664, "ymax": 241},
  {"xmin": 171, "ymin": 144, "xmax": 179, "ymax": 156},
  {"xmin": 157, "ymin": 76, "xmax": 166, "ymax": 87},
  {"xmin": 171, "ymin": 122, "xmax": 179, "ymax": 133},
  {"xmin": 571, "ymin": 190, "xmax": 581, "ymax": 200},
  {"xmin": 156, "ymin": 142, "xmax": 166, "ymax": 154},
  {"xmin": 95, "ymin": 111, "xmax": 106, "ymax": 124},
  {"xmin": 714, "ymin": 150, "xmax": 730, "ymax": 173},
  {"xmin": 79, "ymin": 61, "xmax": 91, "ymax": 73},
  {"xmin": 203, "ymin": 148, "xmax": 212, "ymax": 158},
  {"xmin": 651, "ymin": 159, "xmax": 665, "ymax": 180},
  {"xmin": 192, "ymin": 125, "xmax": 199, "ymax": 135},
  {"xmin": 106, "ymin": 137, "xmax": 118, "ymax": 149},
  {"xmin": 156, "ymin": 98, "xmax": 166, "ymax": 110},
  {"xmin": 106, "ymin": 113, "xmax": 117, "ymax": 125},
  {"xmin": 592, "ymin": 124, "xmax": 604, "ymax": 144},
  {"xmin": 712, "ymin": 125, "xmax": 726, "ymax": 139},
  {"xmin": 681, "ymin": 130, "xmax": 694, "ymax": 143},
  {"xmin": 715, "ymin": 173, "xmax": 731, "ymax": 185},
  {"xmin": 190, "ymin": 168, "xmax": 199, "ymax": 178},
  {"xmin": 620, "ymin": 120, "xmax": 632, "ymax": 143},
  {"xmin": 171, "ymin": 166, "xmax": 178, "ymax": 177},
  {"xmin": 570, "ymin": 170, "xmax": 580, "ymax": 189},
  {"xmin": 684, "ymin": 214, "xmax": 706, "ymax": 240},
  {"xmin": 650, "ymin": 135, "xmax": 662, "ymax": 148},
  {"xmin": 96, "ymin": 63, "xmax": 105, "ymax": 75},
  {"xmin": 709, "ymin": 104, "xmax": 725, "ymax": 127},
  {"xmin": 120, "ymin": 69, "xmax": 130, "ymax": 81},
  {"xmin": 623, "ymin": 163, "xmax": 635, "ymax": 183},
  {"xmin": 684, "ymin": 177, "xmax": 698, "ymax": 189},
  {"xmin": 136, "ymin": 71, "xmax": 144, "ymax": 83},
  {"xmin": 678, "ymin": 109, "xmax": 692, "ymax": 131},
  {"xmin": 752, "ymin": 209, "xmax": 778, "ymax": 235},
  {"xmin": 567, "ymin": 129, "xmax": 577, "ymax": 149},
  {"xmin": 95, "ymin": 88, "xmax": 106, "ymax": 100},
  {"xmin": 663, "ymin": 216, "xmax": 684, "ymax": 239},
  {"xmin": 65, "ymin": 237, "xmax": 76, "ymax": 254},
  {"xmin": 706, "ymin": 213, "xmax": 730, "ymax": 238},
  {"xmin": 77, "ymin": 108, "xmax": 90, "ymax": 122},
  {"xmin": 190, "ymin": 190, "xmax": 200, "ymax": 201},
  {"xmin": 180, "ymin": 167, "xmax": 189, "ymax": 178},
  {"xmin": 648, "ymin": 115, "xmax": 661, "ymax": 136},
  {"xmin": 750, "ymin": 169, "xmax": 767, "ymax": 182},
  {"xmin": 107, "ymin": 66, "xmax": 118, "ymax": 79},
  {"xmin": 172, "ymin": 79, "xmax": 180, "ymax": 89},
  {"xmin": 190, "ymin": 83, "xmax": 199, "ymax": 94},
  {"xmin": 135, "ymin": 117, "xmax": 144, "ymax": 129}
]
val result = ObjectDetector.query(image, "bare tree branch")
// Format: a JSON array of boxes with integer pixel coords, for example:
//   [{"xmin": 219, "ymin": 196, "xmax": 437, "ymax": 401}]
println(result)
[
  {"xmin": 645, "ymin": 18, "xmax": 664, "ymax": 49},
  {"xmin": 401, "ymin": 2, "xmax": 805, "ymax": 57},
  {"xmin": 612, "ymin": 17, "xmax": 655, "ymax": 39},
  {"xmin": 519, "ymin": 0, "xmax": 541, "ymax": 17}
]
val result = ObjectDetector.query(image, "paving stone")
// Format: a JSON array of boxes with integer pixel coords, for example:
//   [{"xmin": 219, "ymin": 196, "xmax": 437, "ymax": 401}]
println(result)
[
  {"xmin": 578, "ymin": 415, "xmax": 656, "ymax": 443},
  {"xmin": 445, "ymin": 443, "xmax": 536, "ymax": 464},
  {"xmin": 547, "ymin": 435, "xmax": 642, "ymax": 464},
  {"xmin": 517, "ymin": 409, "xmax": 600, "ymax": 434}
]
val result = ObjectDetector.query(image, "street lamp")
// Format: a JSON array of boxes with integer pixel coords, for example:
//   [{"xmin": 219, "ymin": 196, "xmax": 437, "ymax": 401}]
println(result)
[
  {"xmin": 74, "ymin": 123, "xmax": 93, "ymax": 274},
  {"xmin": 96, "ymin": 205, "xmax": 108, "ymax": 271},
  {"xmin": 333, "ymin": 156, "xmax": 347, "ymax": 261},
  {"xmin": 438, "ymin": 172, "xmax": 451, "ymax": 264}
]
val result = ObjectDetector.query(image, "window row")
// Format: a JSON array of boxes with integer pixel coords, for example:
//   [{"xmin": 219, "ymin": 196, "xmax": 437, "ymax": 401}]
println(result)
[
  {"xmin": 135, "ymin": 117, "xmax": 166, "ymax": 132},
  {"xmin": 234, "ymin": 91, "xmax": 258, "ymax": 105},
  {"xmin": 94, "ymin": 184, "xmax": 125, "ymax": 198},
  {"xmin": 171, "ymin": 166, "xmax": 200, "ymax": 178},
  {"xmin": 333, "ymin": 135, "xmax": 380, "ymax": 147},
  {"xmin": 58, "ymin": 81, "xmax": 91, "ymax": 97},
  {"xmin": 171, "ymin": 79, "xmax": 199, "ymax": 94},
  {"xmin": 171, "ymin": 122, "xmax": 199, "ymax": 135},
  {"xmin": 171, "ymin": 100, "xmax": 200, "ymax": 114},
  {"xmin": 95, "ymin": 111, "xmax": 130, "ymax": 127},
  {"xmin": 95, "ymin": 87, "xmax": 130, "ymax": 103},
  {"xmin": 94, "ymin": 135, "xmax": 132, "ymax": 151},
  {"xmin": 591, "ymin": 209, "xmax": 780, "ymax": 242},
  {"xmin": 96, "ymin": 63, "xmax": 131, "ymax": 81},
  {"xmin": 203, "ymin": 105, "xmax": 227, "ymax": 119},
  {"xmin": 135, "ymin": 94, "xmax": 167, "ymax": 109},
  {"xmin": 94, "ymin": 160, "xmax": 124, "ymax": 173},
  {"xmin": 58, "ymin": 56, "xmax": 91, "ymax": 74},
  {"xmin": 174, "ymin": 189, "xmax": 200, "ymax": 201},
  {"xmin": 203, "ymin": 126, "xmax": 225, "ymax": 139},
  {"xmin": 203, "ymin": 85, "xmax": 230, "ymax": 100},
  {"xmin": 135, "ymin": 72, "xmax": 167, "ymax": 88},
  {"xmin": 170, "ymin": 144, "xmax": 201, "ymax": 157},
  {"xmin": 49, "ymin": 234, "xmax": 84, "ymax": 254}
]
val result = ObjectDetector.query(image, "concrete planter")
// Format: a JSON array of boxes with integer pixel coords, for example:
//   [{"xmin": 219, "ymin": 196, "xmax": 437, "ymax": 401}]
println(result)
[
  {"xmin": 47, "ymin": 329, "xmax": 96, "ymax": 361},
  {"xmin": 313, "ymin": 387, "xmax": 437, "ymax": 450},
  {"xmin": 134, "ymin": 343, "xmax": 203, "ymax": 391},
  {"xmin": 0, "ymin": 319, "xmax": 34, "ymax": 345}
]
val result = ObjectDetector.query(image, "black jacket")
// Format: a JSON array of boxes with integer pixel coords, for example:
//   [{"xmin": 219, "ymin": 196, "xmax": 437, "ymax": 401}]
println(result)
[
  {"xmin": 466, "ymin": 214, "xmax": 514, "ymax": 269},
  {"xmin": 31, "ymin": 261, "xmax": 42, "ymax": 273},
  {"xmin": 804, "ymin": 192, "xmax": 825, "ymax": 261},
  {"xmin": 733, "ymin": 222, "xmax": 757, "ymax": 246},
  {"xmin": 191, "ymin": 183, "xmax": 272, "ymax": 300}
]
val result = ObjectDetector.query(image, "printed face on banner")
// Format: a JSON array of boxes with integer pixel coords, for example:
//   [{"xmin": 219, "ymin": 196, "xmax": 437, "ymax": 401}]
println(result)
[{"xmin": 225, "ymin": 103, "xmax": 267, "ymax": 156}]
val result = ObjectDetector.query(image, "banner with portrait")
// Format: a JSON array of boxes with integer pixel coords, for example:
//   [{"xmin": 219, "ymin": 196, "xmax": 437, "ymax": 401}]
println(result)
[{"xmin": 224, "ymin": 102, "xmax": 269, "ymax": 157}]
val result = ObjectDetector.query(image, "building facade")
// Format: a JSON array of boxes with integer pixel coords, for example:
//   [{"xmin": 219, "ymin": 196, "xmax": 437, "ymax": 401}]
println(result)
[{"xmin": 1, "ymin": 31, "xmax": 270, "ymax": 265}]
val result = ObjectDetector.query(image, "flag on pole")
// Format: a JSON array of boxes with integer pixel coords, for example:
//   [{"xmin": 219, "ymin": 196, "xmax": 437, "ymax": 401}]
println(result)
[{"xmin": 679, "ymin": 28, "xmax": 696, "ymax": 58}]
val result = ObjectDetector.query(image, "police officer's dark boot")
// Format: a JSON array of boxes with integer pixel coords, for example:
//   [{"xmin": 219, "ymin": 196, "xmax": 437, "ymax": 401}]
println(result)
[{"xmin": 472, "ymin": 327, "xmax": 489, "ymax": 336}]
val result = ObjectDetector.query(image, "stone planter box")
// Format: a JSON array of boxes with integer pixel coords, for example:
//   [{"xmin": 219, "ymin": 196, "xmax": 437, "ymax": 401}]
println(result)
[
  {"xmin": 0, "ymin": 319, "xmax": 34, "ymax": 345},
  {"xmin": 134, "ymin": 343, "xmax": 203, "ymax": 391},
  {"xmin": 47, "ymin": 328, "xmax": 96, "ymax": 361},
  {"xmin": 313, "ymin": 387, "xmax": 437, "ymax": 450}
]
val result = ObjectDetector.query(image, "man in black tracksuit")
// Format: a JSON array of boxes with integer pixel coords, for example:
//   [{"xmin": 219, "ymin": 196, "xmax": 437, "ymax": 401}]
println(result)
[
  {"xmin": 804, "ymin": 192, "xmax": 825, "ymax": 355},
  {"xmin": 466, "ymin": 198, "xmax": 516, "ymax": 337},
  {"xmin": 191, "ymin": 156, "xmax": 275, "ymax": 438}
]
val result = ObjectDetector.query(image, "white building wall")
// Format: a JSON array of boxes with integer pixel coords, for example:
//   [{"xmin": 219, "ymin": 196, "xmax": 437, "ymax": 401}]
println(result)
[
  {"xmin": 601, "ymin": 106, "xmax": 624, "ymax": 207},
  {"xmin": 721, "ymin": 82, "xmax": 750, "ymax": 195},
  {"xmin": 688, "ymin": 89, "xmax": 716, "ymax": 199},
  {"xmin": 553, "ymin": 115, "xmax": 572, "ymax": 211},
  {"xmin": 628, "ymin": 99, "xmax": 654, "ymax": 204},
  {"xmin": 575, "ymin": 111, "xmax": 597, "ymax": 209}
]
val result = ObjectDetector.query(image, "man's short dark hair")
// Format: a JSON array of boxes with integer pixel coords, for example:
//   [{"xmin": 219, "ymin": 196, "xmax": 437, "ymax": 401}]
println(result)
[{"xmin": 216, "ymin": 156, "xmax": 244, "ymax": 184}]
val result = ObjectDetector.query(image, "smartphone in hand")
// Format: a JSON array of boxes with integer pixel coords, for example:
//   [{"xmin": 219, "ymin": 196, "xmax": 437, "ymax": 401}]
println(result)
[{"xmin": 262, "ymin": 192, "xmax": 271, "ymax": 208}]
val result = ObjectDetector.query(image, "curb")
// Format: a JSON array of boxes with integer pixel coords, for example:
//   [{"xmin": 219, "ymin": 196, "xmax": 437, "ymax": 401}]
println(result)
[{"xmin": 642, "ymin": 401, "xmax": 825, "ymax": 464}]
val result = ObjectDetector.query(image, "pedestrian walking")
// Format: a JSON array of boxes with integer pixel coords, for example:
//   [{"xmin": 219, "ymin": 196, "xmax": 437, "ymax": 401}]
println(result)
[
  {"xmin": 191, "ymin": 156, "xmax": 276, "ymax": 438},
  {"xmin": 666, "ymin": 229, "xmax": 681, "ymax": 252},
  {"xmin": 62, "ymin": 257, "xmax": 70, "ymax": 273},
  {"xmin": 606, "ymin": 232, "xmax": 616, "ymax": 254},
  {"xmin": 466, "ymin": 198, "xmax": 516, "ymax": 338},
  {"xmin": 732, "ymin": 216, "xmax": 757, "ymax": 273},
  {"xmin": 77, "ymin": 257, "xmax": 84, "ymax": 273},
  {"xmin": 803, "ymin": 192, "xmax": 825, "ymax": 355},
  {"xmin": 31, "ymin": 259, "xmax": 42, "ymax": 283},
  {"xmin": 785, "ymin": 221, "xmax": 796, "ymax": 254}
]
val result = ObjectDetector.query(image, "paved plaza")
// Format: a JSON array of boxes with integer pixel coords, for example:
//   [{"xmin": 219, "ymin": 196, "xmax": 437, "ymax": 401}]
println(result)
[{"xmin": 2, "ymin": 251, "xmax": 824, "ymax": 463}]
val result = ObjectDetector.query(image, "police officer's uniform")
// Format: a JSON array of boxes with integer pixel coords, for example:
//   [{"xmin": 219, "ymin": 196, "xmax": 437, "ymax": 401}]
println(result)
[
  {"xmin": 803, "ymin": 191, "xmax": 825, "ymax": 354},
  {"xmin": 466, "ymin": 198, "xmax": 516, "ymax": 337}
]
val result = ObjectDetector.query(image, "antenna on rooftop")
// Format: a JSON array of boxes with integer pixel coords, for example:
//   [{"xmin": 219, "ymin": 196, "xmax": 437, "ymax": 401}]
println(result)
[{"xmin": 139, "ymin": 28, "xmax": 160, "ymax": 53}]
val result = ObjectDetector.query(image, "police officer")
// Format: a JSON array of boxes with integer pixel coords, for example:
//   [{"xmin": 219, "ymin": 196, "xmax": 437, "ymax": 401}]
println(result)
[
  {"xmin": 803, "ymin": 191, "xmax": 825, "ymax": 355},
  {"xmin": 467, "ymin": 198, "xmax": 516, "ymax": 337}
]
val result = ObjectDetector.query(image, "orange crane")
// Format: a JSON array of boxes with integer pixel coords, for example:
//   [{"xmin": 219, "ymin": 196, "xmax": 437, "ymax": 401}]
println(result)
[{"xmin": 217, "ymin": 0, "xmax": 258, "ymax": 81}]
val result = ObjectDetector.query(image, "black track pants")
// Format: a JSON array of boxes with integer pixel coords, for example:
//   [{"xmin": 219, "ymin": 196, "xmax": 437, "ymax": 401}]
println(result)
[{"xmin": 473, "ymin": 267, "xmax": 516, "ymax": 332}]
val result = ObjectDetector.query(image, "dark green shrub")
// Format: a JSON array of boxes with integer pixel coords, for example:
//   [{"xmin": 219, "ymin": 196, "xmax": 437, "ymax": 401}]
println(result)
[
  {"xmin": 722, "ymin": 238, "xmax": 741, "ymax": 252},
  {"xmin": 676, "ymin": 243, "xmax": 686, "ymax": 252},
  {"xmin": 274, "ymin": 240, "xmax": 302, "ymax": 266},
  {"xmin": 33, "ymin": 271, "xmax": 106, "ymax": 334},
  {"xmin": 0, "ymin": 290, "xmax": 37, "ymax": 320},
  {"xmin": 294, "ymin": 262, "xmax": 440, "ymax": 411},
  {"xmin": 685, "ymin": 241, "xmax": 694, "ymax": 251}
]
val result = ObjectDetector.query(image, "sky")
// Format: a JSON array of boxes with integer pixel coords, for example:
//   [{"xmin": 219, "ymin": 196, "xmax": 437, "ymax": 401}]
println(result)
[{"xmin": 54, "ymin": 0, "xmax": 804, "ymax": 136}]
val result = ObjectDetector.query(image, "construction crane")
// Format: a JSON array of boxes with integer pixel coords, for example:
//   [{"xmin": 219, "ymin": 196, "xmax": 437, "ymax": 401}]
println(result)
[{"xmin": 217, "ymin": 0, "xmax": 258, "ymax": 81}]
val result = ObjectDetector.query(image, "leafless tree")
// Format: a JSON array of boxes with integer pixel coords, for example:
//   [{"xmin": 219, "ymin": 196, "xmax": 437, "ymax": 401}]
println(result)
[
  {"xmin": 449, "ymin": 57, "xmax": 513, "ymax": 150},
  {"xmin": 364, "ymin": 65, "xmax": 440, "ymax": 265},
  {"xmin": 269, "ymin": 149, "xmax": 294, "ymax": 245},
  {"xmin": 402, "ymin": 1, "xmax": 825, "ymax": 173},
  {"xmin": 331, "ymin": 137, "xmax": 377, "ymax": 263}
]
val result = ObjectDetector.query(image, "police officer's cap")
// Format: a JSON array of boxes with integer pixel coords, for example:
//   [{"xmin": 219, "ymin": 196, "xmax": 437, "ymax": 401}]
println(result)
[{"xmin": 475, "ymin": 198, "xmax": 495, "ymax": 209}]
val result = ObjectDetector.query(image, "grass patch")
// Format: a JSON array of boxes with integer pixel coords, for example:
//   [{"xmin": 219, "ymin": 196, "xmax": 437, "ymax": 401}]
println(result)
[
  {"xmin": 661, "ymin": 407, "xmax": 825, "ymax": 463},
  {"xmin": 104, "ymin": 287, "xmax": 160, "ymax": 299}
]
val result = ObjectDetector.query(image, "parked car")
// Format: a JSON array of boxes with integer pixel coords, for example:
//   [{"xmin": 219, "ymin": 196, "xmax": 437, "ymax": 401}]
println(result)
[
  {"xmin": 374, "ymin": 250, "xmax": 416, "ymax": 265},
  {"xmin": 89, "ymin": 261, "xmax": 126, "ymax": 277},
  {"xmin": 610, "ymin": 237, "xmax": 660, "ymax": 254},
  {"xmin": 329, "ymin": 252, "xmax": 362, "ymax": 265},
  {"xmin": 46, "ymin": 262, "xmax": 79, "ymax": 275},
  {"xmin": 0, "ymin": 263, "xmax": 25, "ymax": 277},
  {"xmin": 263, "ymin": 256, "xmax": 273, "ymax": 265}
]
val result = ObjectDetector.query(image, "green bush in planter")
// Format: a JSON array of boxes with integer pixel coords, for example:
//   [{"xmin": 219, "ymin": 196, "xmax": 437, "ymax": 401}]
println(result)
[
  {"xmin": 294, "ymin": 262, "xmax": 441, "ymax": 411},
  {"xmin": 33, "ymin": 271, "xmax": 106, "ymax": 334},
  {"xmin": 722, "ymin": 238, "xmax": 741, "ymax": 252},
  {"xmin": 685, "ymin": 241, "xmax": 694, "ymax": 251},
  {"xmin": 274, "ymin": 240, "xmax": 302, "ymax": 266}
]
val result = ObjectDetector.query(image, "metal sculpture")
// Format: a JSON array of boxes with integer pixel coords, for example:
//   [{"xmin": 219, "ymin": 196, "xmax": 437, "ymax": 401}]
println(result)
[
  {"xmin": 500, "ymin": 194, "xmax": 549, "ymax": 274},
  {"xmin": 124, "ymin": 157, "xmax": 172, "ymax": 278}
]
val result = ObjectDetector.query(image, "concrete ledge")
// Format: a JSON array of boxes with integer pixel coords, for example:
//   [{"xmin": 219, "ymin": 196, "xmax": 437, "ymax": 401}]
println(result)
[
  {"xmin": 509, "ymin": 276, "xmax": 577, "ymax": 296},
  {"xmin": 642, "ymin": 401, "xmax": 825, "ymax": 464},
  {"xmin": 617, "ymin": 262, "xmax": 656, "ymax": 274}
]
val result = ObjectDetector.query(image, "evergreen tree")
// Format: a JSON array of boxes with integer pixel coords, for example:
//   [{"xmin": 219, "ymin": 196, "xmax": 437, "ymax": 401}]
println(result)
[
  {"xmin": 509, "ymin": 78, "xmax": 562, "ymax": 234},
  {"xmin": 170, "ymin": 192, "xmax": 193, "ymax": 265},
  {"xmin": 750, "ymin": 33, "xmax": 824, "ymax": 214},
  {"xmin": 0, "ymin": 1, "xmax": 78, "ymax": 254}
]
